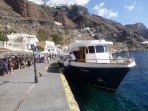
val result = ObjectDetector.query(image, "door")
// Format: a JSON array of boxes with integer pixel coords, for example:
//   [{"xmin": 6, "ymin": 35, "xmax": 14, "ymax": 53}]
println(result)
[{"xmin": 79, "ymin": 47, "xmax": 85, "ymax": 62}]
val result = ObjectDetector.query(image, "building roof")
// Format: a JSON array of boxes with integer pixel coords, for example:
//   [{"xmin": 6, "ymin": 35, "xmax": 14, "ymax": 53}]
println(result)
[{"xmin": 36, "ymin": 41, "xmax": 46, "ymax": 47}]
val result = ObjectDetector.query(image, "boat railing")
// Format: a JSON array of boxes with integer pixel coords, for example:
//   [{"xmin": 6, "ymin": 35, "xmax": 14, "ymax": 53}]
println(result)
[{"xmin": 77, "ymin": 57, "xmax": 135, "ymax": 64}]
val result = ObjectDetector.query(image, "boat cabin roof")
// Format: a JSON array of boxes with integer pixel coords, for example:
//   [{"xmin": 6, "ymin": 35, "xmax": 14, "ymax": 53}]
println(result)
[{"xmin": 69, "ymin": 40, "xmax": 113, "ymax": 50}]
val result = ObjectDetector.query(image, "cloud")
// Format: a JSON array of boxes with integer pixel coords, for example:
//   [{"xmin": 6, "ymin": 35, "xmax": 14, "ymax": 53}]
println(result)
[
  {"xmin": 93, "ymin": 2, "xmax": 118, "ymax": 18},
  {"xmin": 125, "ymin": 2, "xmax": 143, "ymax": 11},
  {"xmin": 93, "ymin": 2, "xmax": 104, "ymax": 10},
  {"xmin": 125, "ymin": 2, "xmax": 136, "ymax": 11},
  {"xmin": 28, "ymin": 0, "xmax": 90, "ymax": 5},
  {"xmin": 138, "ymin": 6, "xmax": 143, "ymax": 10},
  {"xmin": 28, "ymin": 0, "xmax": 44, "ymax": 4}
]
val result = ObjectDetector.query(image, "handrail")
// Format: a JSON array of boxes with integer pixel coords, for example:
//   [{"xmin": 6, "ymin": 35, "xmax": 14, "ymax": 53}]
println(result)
[{"xmin": 77, "ymin": 57, "xmax": 135, "ymax": 64}]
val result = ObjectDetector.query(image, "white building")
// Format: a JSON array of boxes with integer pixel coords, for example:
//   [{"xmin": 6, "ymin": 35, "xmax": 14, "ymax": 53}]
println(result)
[
  {"xmin": 6, "ymin": 33, "xmax": 39, "ymax": 52},
  {"xmin": 37, "ymin": 41, "xmax": 57, "ymax": 54}
]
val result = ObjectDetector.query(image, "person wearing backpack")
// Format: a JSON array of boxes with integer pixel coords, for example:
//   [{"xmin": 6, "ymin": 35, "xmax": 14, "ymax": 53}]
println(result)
[{"xmin": 1, "ymin": 60, "xmax": 8, "ymax": 75}]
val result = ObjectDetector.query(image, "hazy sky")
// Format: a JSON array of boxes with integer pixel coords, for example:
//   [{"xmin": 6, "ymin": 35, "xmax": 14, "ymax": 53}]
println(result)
[{"xmin": 28, "ymin": 0, "xmax": 148, "ymax": 28}]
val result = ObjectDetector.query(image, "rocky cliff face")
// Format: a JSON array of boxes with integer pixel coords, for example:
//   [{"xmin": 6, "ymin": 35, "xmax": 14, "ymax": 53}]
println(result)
[
  {"xmin": 72, "ymin": 14, "xmax": 131, "ymax": 41},
  {"xmin": 0, "ymin": 0, "xmax": 22, "ymax": 18},
  {"xmin": 54, "ymin": 12, "xmax": 77, "ymax": 28},
  {"xmin": 4, "ymin": 0, "xmax": 53, "ymax": 20},
  {"xmin": 67, "ymin": 5, "xmax": 89, "ymax": 19},
  {"xmin": 125, "ymin": 23, "xmax": 148, "ymax": 39},
  {"xmin": 0, "ymin": 0, "xmax": 147, "ymax": 50},
  {"xmin": 71, "ymin": 13, "xmax": 148, "ymax": 50},
  {"xmin": 125, "ymin": 23, "xmax": 147, "ymax": 31}
]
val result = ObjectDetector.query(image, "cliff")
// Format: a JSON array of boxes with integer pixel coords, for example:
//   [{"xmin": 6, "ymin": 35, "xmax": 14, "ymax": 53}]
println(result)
[
  {"xmin": 4, "ymin": 0, "xmax": 54, "ymax": 20},
  {"xmin": 125, "ymin": 23, "xmax": 148, "ymax": 39},
  {"xmin": 0, "ymin": 0, "xmax": 147, "ymax": 50},
  {"xmin": 54, "ymin": 12, "xmax": 77, "ymax": 28}
]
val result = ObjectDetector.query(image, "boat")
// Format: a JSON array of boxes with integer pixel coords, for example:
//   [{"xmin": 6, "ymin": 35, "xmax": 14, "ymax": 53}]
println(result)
[{"xmin": 58, "ymin": 40, "xmax": 136, "ymax": 92}]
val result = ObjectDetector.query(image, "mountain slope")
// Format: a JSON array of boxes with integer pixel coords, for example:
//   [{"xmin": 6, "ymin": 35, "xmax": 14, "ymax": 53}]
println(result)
[
  {"xmin": 54, "ymin": 12, "xmax": 77, "ymax": 28},
  {"xmin": 0, "ymin": 0, "xmax": 147, "ymax": 50},
  {"xmin": 125, "ymin": 23, "xmax": 148, "ymax": 39},
  {"xmin": 4, "ymin": 0, "xmax": 54, "ymax": 20},
  {"xmin": 0, "ymin": 0, "xmax": 22, "ymax": 18}
]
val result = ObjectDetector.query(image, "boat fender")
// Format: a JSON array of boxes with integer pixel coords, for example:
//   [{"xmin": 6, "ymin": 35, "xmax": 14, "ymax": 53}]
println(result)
[{"xmin": 64, "ymin": 60, "xmax": 69, "ymax": 67}]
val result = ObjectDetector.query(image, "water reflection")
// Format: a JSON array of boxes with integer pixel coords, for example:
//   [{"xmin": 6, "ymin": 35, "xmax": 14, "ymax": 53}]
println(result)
[{"xmin": 69, "ymin": 82, "xmax": 119, "ymax": 111}]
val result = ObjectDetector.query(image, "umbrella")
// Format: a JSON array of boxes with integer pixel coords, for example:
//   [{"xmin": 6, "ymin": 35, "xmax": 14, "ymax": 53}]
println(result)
[
  {"xmin": 0, "ymin": 46, "xmax": 31, "ymax": 54},
  {"xmin": 0, "ymin": 47, "xmax": 12, "ymax": 52}
]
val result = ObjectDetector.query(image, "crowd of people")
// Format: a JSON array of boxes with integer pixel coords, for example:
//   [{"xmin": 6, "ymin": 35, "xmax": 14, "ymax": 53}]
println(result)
[
  {"xmin": 0, "ymin": 53, "xmax": 58, "ymax": 76},
  {"xmin": 0, "ymin": 56, "xmax": 33, "ymax": 76}
]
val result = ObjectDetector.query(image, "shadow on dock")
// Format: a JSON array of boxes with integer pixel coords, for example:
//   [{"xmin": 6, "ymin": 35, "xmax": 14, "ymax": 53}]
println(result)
[{"xmin": 47, "ymin": 62, "xmax": 60, "ymax": 73}]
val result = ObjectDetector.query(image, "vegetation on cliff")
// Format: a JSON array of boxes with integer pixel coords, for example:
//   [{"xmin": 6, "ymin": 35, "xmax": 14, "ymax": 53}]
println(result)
[
  {"xmin": 51, "ymin": 33, "xmax": 63, "ymax": 45},
  {"xmin": 37, "ymin": 28, "xmax": 48, "ymax": 41},
  {"xmin": 0, "ymin": 32, "xmax": 8, "ymax": 41}
]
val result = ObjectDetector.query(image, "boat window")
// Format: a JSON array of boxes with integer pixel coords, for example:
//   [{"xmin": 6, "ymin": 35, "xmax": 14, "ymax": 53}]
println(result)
[
  {"xmin": 95, "ymin": 46, "xmax": 107, "ymax": 53},
  {"xmin": 86, "ymin": 47, "xmax": 88, "ymax": 53},
  {"xmin": 88, "ymin": 46, "xmax": 95, "ymax": 53}
]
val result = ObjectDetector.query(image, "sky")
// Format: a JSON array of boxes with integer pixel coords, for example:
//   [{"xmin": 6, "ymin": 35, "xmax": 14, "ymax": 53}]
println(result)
[{"xmin": 28, "ymin": 0, "xmax": 148, "ymax": 28}]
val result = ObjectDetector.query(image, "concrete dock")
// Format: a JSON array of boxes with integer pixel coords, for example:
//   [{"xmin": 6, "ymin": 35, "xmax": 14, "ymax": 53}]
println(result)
[{"xmin": 0, "ymin": 62, "xmax": 79, "ymax": 111}]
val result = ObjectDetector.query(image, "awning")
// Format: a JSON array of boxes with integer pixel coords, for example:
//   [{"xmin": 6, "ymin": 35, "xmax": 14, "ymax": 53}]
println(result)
[
  {"xmin": 0, "ymin": 46, "xmax": 32, "ymax": 54},
  {"xmin": 0, "ymin": 47, "xmax": 13, "ymax": 52}
]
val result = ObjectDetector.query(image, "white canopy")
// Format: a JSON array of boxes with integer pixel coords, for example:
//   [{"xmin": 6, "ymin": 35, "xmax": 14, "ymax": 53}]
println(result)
[{"xmin": 69, "ymin": 40, "xmax": 113, "ymax": 50}]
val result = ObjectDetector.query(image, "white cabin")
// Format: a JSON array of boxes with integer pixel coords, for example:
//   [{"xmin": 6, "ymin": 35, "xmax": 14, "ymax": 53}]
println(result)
[{"xmin": 69, "ymin": 40, "xmax": 113, "ymax": 63}]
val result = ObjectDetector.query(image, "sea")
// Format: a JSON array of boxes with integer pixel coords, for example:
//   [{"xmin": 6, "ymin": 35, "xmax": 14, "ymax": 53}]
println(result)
[{"xmin": 66, "ymin": 51, "xmax": 148, "ymax": 111}]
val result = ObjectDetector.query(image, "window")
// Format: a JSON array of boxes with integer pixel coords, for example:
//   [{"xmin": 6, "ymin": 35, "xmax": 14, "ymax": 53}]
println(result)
[
  {"xmin": 88, "ymin": 46, "xmax": 95, "ymax": 53},
  {"xmin": 95, "ymin": 46, "xmax": 107, "ymax": 53}
]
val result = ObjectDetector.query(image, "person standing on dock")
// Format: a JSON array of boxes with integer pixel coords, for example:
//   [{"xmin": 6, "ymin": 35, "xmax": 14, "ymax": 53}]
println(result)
[
  {"xmin": 8, "ymin": 60, "xmax": 14, "ymax": 74},
  {"xmin": 0, "ymin": 60, "xmax": 8, "ymax": 75}
]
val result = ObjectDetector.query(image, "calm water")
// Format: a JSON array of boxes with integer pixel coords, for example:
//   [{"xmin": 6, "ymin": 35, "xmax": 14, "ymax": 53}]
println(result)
[{"xmin": 67, "ymin": 51, "xmax": 148, "ymax": 111}]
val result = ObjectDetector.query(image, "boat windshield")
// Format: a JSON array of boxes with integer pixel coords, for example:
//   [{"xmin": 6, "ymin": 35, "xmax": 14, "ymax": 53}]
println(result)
[
  {"xmin": 87, "ymin": 45, "xmax": 108, "ymax": 53},
  {"xmin": 95, "ymin": 45, "xmax": 107, "ymax": 53},
  {"xmin": 88, "ymin": 46, "xmax": 95, "ymax": 53}
]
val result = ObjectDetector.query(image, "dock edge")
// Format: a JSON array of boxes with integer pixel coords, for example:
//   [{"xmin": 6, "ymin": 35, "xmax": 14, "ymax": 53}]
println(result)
[{"xmin": 59, "ymin": 69, "xmax": 80, "ymax": 111}]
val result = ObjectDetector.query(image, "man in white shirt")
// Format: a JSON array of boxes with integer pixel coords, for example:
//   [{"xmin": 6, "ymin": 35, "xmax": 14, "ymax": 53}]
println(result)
[{"xmin": 70, "ymin": 52, "xmax": 76, "ymax": 61}]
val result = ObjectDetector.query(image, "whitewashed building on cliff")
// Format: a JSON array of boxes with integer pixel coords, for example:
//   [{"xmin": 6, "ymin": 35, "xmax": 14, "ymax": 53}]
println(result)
[
  {"xmin": 7, "ymin": 33, "xmax": 38, "ymax": 51},
  {"xmin": 37, "ymin": 41, "xmax": 57, "ymax": 54}
]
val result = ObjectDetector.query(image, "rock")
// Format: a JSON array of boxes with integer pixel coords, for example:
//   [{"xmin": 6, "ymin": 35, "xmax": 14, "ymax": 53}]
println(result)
[
  {"xmin": 4, "ymin": 0, "xmax": 54, "ymax": 21},
  {"xmin": 54, "ymin": 12, "xmax": 77, "ymax": 28}
]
